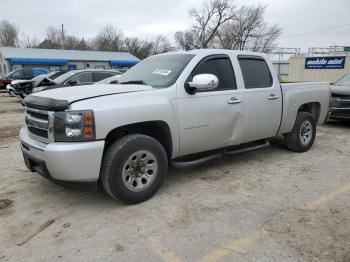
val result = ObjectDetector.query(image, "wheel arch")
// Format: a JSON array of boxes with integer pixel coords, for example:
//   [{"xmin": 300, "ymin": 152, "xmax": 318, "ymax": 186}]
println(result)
[
  {"xmin": 298, "ymin": 102, "xmax": 321, "ymax": 122},
  {"xmin": 104, "ymin": 120, "xmax": 173, "ymax": 159}
]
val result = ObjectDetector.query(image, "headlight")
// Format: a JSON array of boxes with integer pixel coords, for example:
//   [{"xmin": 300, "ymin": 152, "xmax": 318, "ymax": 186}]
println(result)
[
  {"xmin": 329, "ymin": 93, "xmax": 339, "ymax": 107},
  {"xmin": 53, "ymin": 110, "xmax": 95, "ymax": 142}
]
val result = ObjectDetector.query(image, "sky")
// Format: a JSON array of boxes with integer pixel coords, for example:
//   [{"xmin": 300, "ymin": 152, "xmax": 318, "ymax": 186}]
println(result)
[{"xmin": 1, "ymin": 0, "xmax": 350, "ymax": 51}]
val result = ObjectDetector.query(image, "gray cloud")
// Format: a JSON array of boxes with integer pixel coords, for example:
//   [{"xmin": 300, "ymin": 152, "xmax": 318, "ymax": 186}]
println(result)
[{"xmin": 2, "ymin": 0, "xmax": 350, "ymax": 51}]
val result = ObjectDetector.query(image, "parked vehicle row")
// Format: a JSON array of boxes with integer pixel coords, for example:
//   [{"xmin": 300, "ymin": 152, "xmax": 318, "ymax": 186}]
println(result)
[
  {"xmin": 20, "ymin": 49, "xmax": 330, "ymax": 204},
  {"xmin": 7, "ymin": 70, "xmax": 67, "ymax": 97},
  {"xmin": 7, "ymin": 69, "xmax": 122, "ymax": 98},
  {"xmin": 0, "ymin": 68, "xmax": 49, "ymax": 89}
]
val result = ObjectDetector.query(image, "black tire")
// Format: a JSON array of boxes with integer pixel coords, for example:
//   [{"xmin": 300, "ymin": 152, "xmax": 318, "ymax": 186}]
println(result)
[
  {"xmin": 100, "ymin": 134, "xmax": 168, "ymax": 204},
  {"xmin": 284, "ymin": 112, "xmax": 316, "ymax": 152}
]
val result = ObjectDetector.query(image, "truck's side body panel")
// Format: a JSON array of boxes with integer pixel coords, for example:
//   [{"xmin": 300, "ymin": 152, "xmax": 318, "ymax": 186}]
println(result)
[
  {"xmin": 175, "ymin": 51, "xmax": 284, "ymax": 156},
  {"xmin": 278, "ymin": 82, "xmax": 330, "ymax": 135}
]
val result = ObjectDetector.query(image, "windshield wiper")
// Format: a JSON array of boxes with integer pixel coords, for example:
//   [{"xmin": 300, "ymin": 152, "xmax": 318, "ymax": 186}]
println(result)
[{"xmin": 119, "ymin": 80, "xmax": 146, "ymax": 85}]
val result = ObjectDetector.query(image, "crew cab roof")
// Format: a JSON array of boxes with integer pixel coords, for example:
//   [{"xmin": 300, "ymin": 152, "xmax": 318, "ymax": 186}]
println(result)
[{"xmin": 156, "ymin": 49, "xmax": 268, "ymax": 58}]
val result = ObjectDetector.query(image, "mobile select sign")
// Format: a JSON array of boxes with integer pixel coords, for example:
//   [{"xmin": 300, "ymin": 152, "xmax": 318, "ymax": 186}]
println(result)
[{"xmin": 305, "ymin": 56, "xmax": 346, "ymax": 69}]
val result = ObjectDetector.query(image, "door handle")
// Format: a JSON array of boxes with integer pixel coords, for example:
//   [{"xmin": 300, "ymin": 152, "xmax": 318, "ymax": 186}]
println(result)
[
  {"xmin": 227, "ymin": 97, "xmax": 242, "ymax": 104},
  {"xmin": 267, "ymin": 94, "xmax": 279, "ymax": 100}
]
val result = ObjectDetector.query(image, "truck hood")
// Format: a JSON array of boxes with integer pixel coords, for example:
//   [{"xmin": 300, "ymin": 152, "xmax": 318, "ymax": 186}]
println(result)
[
  {"xmin": 330, "ymin": 85, "xmax": 350, "ymax": 96},
  {"xmin": 23, "ymin": 84, "xmax": 153, "ymax": 110}
]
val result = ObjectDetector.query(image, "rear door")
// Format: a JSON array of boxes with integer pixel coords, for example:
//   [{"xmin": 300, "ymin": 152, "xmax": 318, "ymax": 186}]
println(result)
[
  {"xmin": 177, "ymin": 55, "xmax": 243, "ymax": 156},
  {"xmin": 237, "ymin": 56, "xmax": 282, "ymax": 143}
]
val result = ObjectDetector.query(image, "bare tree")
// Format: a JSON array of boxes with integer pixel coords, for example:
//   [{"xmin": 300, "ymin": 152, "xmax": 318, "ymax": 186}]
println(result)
[
  {"xmin": 123, "ymin": 37, "xmax": 154, "ymax": 59},
  {"xmin": 249, "ymin": 24, "xmax": 281, "ymax": 52},
  {"xmin": 151, "ymin": 35, "xmax": 174, "ymax": 55},
  {"xmin": 217, "ymin": 4, "xmax": 281, "ymax": 51},
  {"xmin": 174, "ymin": 30, "xmax": 196, "ymax": 50},
  {"xmin": 18, "ymin": 33, "xmax": 40, "ymax": 48},
  {"xmin": 37, "ymin": 26, "xmax": 63, "ymax": 49},
  {"xmin": 175, "ymin": 2, "xmax": 281, "ymax": 52},
  {"xmin": 190, "ymin": 0, "xmax": 235, "ymax": 48},
  {"xmin": 36, "ymin": 26, "xmax": 94, "ymax": 50},
  {"xmin": 0, "ymin": 20, "xmax": 19, "ymax": 47},
  {"xmin": 93, "ymin": 25, "xmax": 124, "ymax": 52}
]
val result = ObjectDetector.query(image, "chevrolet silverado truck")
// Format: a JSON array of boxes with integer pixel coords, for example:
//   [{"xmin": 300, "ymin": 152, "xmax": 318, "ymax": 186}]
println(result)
[{"xmin": 20, "ymin": 49, "xmax": 330, "ymax": 204}]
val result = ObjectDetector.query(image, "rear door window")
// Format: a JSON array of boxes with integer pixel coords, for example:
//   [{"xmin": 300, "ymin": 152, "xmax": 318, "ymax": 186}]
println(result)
[
  {"xmin": 68, "ymin": 72, "xmax": 93, "ymax": 85},
  {"xmin": 238, "ymin": 57, "xmax": 273, "ymax": 89},
  {"xmin": 93, "ymin": 72, "xmax": 115, "ymax": 82}
]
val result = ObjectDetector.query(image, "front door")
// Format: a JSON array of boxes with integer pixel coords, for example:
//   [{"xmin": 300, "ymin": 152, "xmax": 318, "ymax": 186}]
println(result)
[{"xmin": 177, "ymin": 55, "xmax": 243, "ymax": 156}]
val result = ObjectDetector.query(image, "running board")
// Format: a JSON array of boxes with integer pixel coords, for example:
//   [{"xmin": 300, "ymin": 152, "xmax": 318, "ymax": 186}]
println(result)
[
  {"xmin": 223, "ymin": 140, "xmax": 270, "ymax": 155},
  {"xmin": 171, "ymin": 140, "xmax": 270, "ymax": 169},
  {"xmin": 171, "ymin": 153, "xmax": 223, "ymax": 169}
]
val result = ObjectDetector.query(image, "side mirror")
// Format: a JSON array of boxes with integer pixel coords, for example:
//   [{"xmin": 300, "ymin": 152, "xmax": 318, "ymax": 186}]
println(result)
[{"xmin": 186, "ymin": 74, "xmax": 219, "ymax": 93}]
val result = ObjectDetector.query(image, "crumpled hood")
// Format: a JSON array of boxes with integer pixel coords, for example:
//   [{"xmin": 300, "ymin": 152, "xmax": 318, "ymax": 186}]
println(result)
[
  {"xmin": 32, "ymin": 83, "xmax": 153, "ymax": 103},
  {"xmin": 11, "ymin": 79, "xmax": 34, "ymax": 85},
  {"xmin": 330, "ymin": 85, "xmax": 350, "ymax": 96}
]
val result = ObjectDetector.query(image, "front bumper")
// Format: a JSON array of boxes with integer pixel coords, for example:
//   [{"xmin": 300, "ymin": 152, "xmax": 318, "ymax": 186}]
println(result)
[
  {"xmin": 20, "ymin": 128, "xmax": 105, "ymax": 189},
  {"xmin": 328, "ymin": 107, "xmax": 350, "ymax": 120}
]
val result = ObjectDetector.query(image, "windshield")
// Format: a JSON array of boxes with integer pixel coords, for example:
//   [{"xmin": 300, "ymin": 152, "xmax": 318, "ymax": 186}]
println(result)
[
  {"xmin": 52, "ymin": 71, "xmax": 78, "ymax": 84},
  {"xmin": 117, "ymin": 54, "xmax": 195, "ymax": 88},
  {"xmin": 335, "ymin": 74, "xmax": 350, "ymax": 86}
]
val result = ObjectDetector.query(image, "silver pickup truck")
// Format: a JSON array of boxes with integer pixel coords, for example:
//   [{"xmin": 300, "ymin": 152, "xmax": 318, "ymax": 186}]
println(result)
[{"xmin": 20, "ymin": 49, "xmax": 330, "ymax": 204}]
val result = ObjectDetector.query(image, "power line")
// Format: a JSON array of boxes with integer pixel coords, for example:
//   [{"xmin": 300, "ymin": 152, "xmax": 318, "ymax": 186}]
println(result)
[{"xmin": 280, "ymin": 23, "xmax": 350, "ymax": 39}]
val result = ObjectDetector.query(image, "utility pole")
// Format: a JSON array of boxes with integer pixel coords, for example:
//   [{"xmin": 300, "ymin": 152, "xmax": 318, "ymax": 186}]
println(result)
[{"xmin": 61, "ymin": 24, "xmax": 65, "ymax": 50}]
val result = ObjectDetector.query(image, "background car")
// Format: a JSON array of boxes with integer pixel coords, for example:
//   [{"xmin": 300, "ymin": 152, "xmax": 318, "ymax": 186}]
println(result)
[
  {"xmin": 328, "ymin": 74, "xmax": 350, "ymax": 121},
  {"xmin": 34, "ymin": 69, "xmax": 119, "ymax": 93},
  {"xmin": 0, "ymin": 68, "xmax": 48, "ymax": 89},
  {"xmin": 8, "ymin": 70, "xmax": 67, "ymax": 97}
]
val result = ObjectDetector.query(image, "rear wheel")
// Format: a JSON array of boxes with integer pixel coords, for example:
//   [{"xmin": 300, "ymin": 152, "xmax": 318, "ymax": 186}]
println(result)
[
  {"xmin": 284, "ymin": 112, "xmax": 316, "ymax": 152},
  {"xmin": 101, "ymin": 134, "xmax": 168, "ymax": 204}
]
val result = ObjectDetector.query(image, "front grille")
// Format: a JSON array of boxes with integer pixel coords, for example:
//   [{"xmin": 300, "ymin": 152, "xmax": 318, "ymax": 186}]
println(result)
[
  {"xmin": 332, "ymin": 93, "xmax": 350, "ymax": 99},
  {"xmin": 340, "ymin": 101, "xmax": 350, "ymax": 107},
  {"xmin": 25, "ymin": 107, "xmax": 51, "ymax": 143}
]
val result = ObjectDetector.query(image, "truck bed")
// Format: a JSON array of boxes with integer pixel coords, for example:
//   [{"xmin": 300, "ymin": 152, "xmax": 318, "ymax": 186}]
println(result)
[{"xmin": 278, "ymin": 82, "xmax": 330, "ymax": 135}]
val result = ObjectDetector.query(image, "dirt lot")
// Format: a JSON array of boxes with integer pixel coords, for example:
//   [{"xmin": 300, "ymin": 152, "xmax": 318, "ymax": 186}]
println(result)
[{"xmin": 0, "ymin": 92, "xmax": 349, "ymax": 262}]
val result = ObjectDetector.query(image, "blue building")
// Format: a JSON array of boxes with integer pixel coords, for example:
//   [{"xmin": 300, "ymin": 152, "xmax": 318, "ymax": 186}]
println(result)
[{"xmin": 0, "ymin": 47, "xmax": 140, "ymax": 76}]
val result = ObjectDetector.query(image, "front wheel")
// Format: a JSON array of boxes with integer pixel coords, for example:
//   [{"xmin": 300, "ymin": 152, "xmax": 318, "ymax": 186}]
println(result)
[
  {"xmin": 284, "ymin": 112, "xmax": 316, "ymax": 152},
  {"xmin": 101, "ymin": 134, "xmax": 168, "ymax": 204}
]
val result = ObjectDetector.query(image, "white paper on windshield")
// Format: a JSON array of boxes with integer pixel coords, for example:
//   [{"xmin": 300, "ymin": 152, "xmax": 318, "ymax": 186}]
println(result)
[{"xmin": 152, "ymin": 68, "xmax": 172, "ymax": 76}]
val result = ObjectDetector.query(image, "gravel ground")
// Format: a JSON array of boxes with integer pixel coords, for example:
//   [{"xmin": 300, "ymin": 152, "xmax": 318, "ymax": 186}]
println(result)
[{"xmin": 0, "ymin": 92, "xmax": 349, "ymax": 262}]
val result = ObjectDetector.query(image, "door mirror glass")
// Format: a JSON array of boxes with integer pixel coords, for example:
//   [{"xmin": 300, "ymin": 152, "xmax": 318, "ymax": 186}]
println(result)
[{"xmin": 187, "ymin": 74, "xmax": 218, "ymax": 92}]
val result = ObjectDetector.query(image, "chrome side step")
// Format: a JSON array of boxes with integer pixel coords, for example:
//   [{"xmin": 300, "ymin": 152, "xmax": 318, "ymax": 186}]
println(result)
[{"xmin": 171, "ymin": 140, "xmax": 270, "ymax": 169}]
